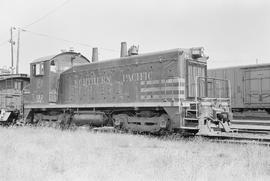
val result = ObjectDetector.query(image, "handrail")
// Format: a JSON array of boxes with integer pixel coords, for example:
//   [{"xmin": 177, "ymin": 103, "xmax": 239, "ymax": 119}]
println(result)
[{"xmin": 195, "ymin": 76, "xmax": 232, "ymax": 118}]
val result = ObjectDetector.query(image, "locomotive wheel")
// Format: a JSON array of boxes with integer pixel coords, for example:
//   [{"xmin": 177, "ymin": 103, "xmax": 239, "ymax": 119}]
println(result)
[
  {"xmin": 33, "ymin": 113, "xmax": 42, "ymax": 126},
  {"xmin": 112, "ymin": 114, "xmax": 128, "ymax": 129},
  {"xmin": 157, "ymin": 128, "xmax": 169, "ymax": 135},
  {"xmin": 112, "ymin": 113, "xmax": 170, "ymax": 134},
  {"xmin": 57, "ymin": 113, "xmax": 74, "ymax": 130},
  {"xmin": 57, "ymin": 114, "xmax": 66, "ymax": 130},
  {"xmin": 68, "ymin": 121, "xmax": 77, "ymax": 131}
]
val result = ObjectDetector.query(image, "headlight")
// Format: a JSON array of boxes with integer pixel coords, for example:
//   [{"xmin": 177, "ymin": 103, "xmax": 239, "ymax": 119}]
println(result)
[{"xmin": 191, "ymin": 47, "xmax": 204, "ymax": 59}]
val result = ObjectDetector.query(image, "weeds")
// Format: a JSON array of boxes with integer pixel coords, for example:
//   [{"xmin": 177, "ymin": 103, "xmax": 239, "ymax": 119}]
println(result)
[{"xmin": 0, "ymin": 127, "xmax": 269, "ymax": 181}]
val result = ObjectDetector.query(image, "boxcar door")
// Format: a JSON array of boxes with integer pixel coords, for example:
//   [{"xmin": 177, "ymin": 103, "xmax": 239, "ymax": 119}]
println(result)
[{"xmin": 243, "ymin": 67, "xmax": 270, "ymax": 105}]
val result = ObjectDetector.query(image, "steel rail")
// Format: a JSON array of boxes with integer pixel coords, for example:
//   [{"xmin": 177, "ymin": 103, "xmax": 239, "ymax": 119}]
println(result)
[
  {"xmin": 11, "ymin": 122, "xmax": 270, "ymax": 146},
  {"xmin": 197, "ymin": 133, "xmax": 270, "ymax": 146}
]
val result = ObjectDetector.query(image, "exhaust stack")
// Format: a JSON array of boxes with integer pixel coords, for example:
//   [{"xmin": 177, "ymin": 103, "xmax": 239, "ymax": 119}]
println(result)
[
  {"xmin": 120, "ymin": 42, "xmax": 127, "ymax": 57},
  {"xmin": 92, "ymin": 47, "xmax": 98, "ymax": 62}
]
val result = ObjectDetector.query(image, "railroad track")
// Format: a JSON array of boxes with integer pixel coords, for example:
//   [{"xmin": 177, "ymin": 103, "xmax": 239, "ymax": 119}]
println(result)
[
  {"xmin": 231, "ymin": 119, "xmax": 270, "ymax": 135},
  {"xmin": 16, "ymin": 123, "xmax": 270, "ymax": 146},
  {"xmin": 197, "ymin": 133, "xmax": 270, "ymax": 146},
  {"xmin": 91, "ymin": 126, "xmax": 270, "ymax": 146}
]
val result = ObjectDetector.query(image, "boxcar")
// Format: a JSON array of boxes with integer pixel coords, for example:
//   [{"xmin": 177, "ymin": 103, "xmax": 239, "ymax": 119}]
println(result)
[{"xmin": 208, "ymin": 63, "xmax": 270, "ymax": 115}]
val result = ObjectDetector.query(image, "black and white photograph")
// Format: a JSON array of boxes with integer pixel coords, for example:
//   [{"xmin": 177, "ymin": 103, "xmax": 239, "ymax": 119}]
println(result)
[{"xmin": 0, "ymin": 0, "xmax": 269, "ymax": 180}]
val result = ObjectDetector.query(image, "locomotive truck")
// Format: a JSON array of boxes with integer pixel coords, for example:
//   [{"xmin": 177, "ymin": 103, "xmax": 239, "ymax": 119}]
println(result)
[{"xmin": 24, "ymin": 44, "xmax": 232, "ymax": 134}]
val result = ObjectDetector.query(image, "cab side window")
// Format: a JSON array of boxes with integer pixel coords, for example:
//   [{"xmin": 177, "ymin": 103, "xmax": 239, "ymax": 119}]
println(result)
[
  {"xmin": 50, "ymin": 60, "xmax": 56, "ymax": 72},
  {"xmin": 14, "ymin": 81, "xmax": 22, "ymax": 90},
  {"xmin": 32, "ymin": 62, "xmax": 45, "ymax": 76}
]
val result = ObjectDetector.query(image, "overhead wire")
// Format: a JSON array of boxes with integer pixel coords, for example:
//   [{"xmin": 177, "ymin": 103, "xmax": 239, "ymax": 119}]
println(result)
[
  {"xmin": 0, "ymin": 0, "xmax": 71, "ymax": 44},
  {"xmin": 1, "ymin": 0, "xmax": 118, "ymax": 55},
  {"xmin": 18, "ymin": 0, "xmax": 118, "ymax": 53},
  {"xmin": 22, "ymin": 0, "xmax": 72, "ymax": 28},
  {"xmin": 22, "ymin": 28, "xmax": 119, "ymax": 52}
]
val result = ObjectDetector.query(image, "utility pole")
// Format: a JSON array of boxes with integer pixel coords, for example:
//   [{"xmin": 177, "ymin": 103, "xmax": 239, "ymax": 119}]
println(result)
[
  {"xmin": 16, "ymin": 28, "xmax": 20, "ymax": 74},
  {"xmin": 9, "ymin": 27, "xmax": 15, "ymax": 74}
]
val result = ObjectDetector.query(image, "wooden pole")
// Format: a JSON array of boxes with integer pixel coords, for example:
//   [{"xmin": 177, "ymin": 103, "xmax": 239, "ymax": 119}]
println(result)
[
  {"xmin": 10, "ymin": 27, "xmax": 14, "ymax": 74},
  {"xmin": 16, "ymin": 29, "xmax": 20, "ymax": 74}
]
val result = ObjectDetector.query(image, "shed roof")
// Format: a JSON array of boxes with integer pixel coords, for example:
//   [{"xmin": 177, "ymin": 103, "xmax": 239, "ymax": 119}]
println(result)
[
  {"xmin": 0, "ymin": 74, "xmax": 29, "ymax": 81},
  {"xmin": 31, "ymin": 55, "xmax": 56, "ymax": 64}
]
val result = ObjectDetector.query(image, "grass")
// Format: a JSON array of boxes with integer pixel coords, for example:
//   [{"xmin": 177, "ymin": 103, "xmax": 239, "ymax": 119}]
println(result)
[{"xmin": 0, "ymin": 127, "xmax": 269, "ymax": 181}]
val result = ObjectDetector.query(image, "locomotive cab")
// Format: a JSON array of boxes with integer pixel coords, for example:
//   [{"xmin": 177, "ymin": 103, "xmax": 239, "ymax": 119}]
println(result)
[{"xmin": 29, "ymin": 52, "xmax": 90, "ymax": 105}]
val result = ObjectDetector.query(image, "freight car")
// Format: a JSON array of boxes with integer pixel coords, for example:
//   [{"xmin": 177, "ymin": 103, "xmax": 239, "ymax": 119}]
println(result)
[
  {"xmin": 24, "ymin": 44, "xmax": 232, "ymax": 134},
  {"xmin": 0, "ymin": 73, "xmax": 30, "ymax": 125},
  {"xmin": 208, "ymin": 63, "xmax": 270, "ymax": 118}
]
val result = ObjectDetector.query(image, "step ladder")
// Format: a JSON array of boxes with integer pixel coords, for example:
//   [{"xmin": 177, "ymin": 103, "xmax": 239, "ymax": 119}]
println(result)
[{"xmin": 182, "ymin": 109, "xmax": 199, "ymax": 129}]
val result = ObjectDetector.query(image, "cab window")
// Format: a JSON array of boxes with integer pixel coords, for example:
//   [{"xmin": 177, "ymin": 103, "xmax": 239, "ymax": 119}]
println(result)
[
  {"xmin": 187, "ymin": 61, "xmax": 206, "ymax": 97},
  {"xmin": 50, "ymin": 60, "xmax": 56, "ymax": 72},
  {"xmin": 14, "ymin": 81, "xmax": 22, "ymax": 90},
  {"xmin": 33, "ymin": 62, "xmax": 45, "ymax": 76}
]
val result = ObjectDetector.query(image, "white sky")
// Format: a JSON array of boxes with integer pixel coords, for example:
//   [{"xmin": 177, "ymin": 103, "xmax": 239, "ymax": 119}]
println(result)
[{"xmin": 0, "ymin": 0, "xmax": 269, "ymax": 73}]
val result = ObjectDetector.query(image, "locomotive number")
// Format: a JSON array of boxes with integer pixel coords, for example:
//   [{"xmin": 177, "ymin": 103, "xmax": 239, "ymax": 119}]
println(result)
[{"xmin": 36, "ymin": 94, "xmax": 44, "ymax": 103}]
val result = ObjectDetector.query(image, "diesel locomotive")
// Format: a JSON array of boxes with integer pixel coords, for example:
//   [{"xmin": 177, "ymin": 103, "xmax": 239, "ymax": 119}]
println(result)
[{"xmin": 24, "ymin": 43, "xmax": 232, "ymax": 134}]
